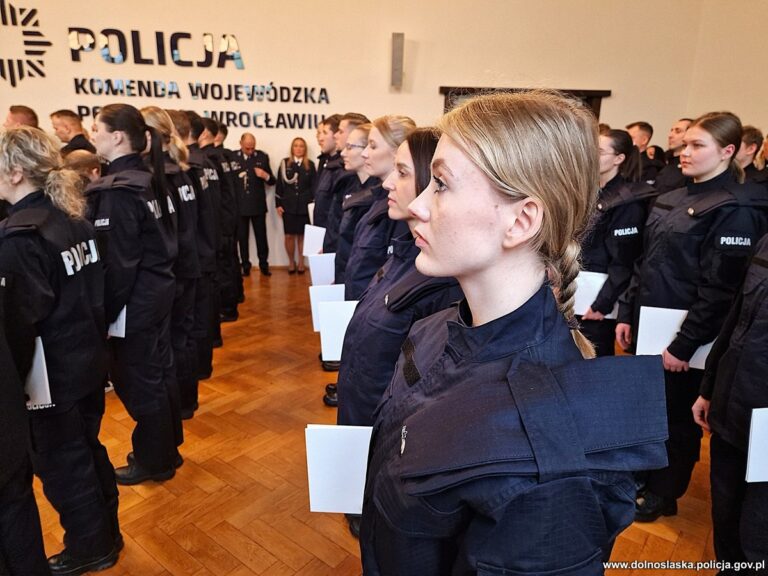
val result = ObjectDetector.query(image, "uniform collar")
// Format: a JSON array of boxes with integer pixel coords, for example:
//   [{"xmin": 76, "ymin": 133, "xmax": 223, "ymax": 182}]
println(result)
[
  {"xmin": 446, "ymin": 283, "xmax": 560, "ymax": 362},
  {"xmin": 107, "ymin": 153, "xmax": 145, "ymax": 175},
  {"xmin": 687, "ymin": 169, "xmax": 735, "ymax": 195},
  {"xmin": 391, "ymin": 232, "xmax": 418, "ymax": 260},
  {"xmin": 8, "ymin": 190, "xmax": 47, "ymax": 214}
]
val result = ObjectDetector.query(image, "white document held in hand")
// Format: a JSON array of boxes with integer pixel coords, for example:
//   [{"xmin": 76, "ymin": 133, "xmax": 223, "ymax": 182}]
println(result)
[
  {"xmin": 746, "ymin": 408, "xmax": 768, "ymax": 482},
  {"xmin": 25, "ymin": 337, "xmax": 55, "ymax": 410},
  {"xmin": 108, "ymin": 306, "xmax": 126, "ymax": 338},
  {"xmin": 302, "ymin": 225, "xmax": 326, "ymax": 257},
  {"xmin": 574, "ymin": 271, "xmax": 618, "ymax": 319},
  {"xmin": 308, "ymin": 253, "xmax": 336, "ymax": 286},
  {"xmin": 308, "ymin": 285, "xmax": 346, "ymax": 332},
  {"xmin": 318, "ymin": 300, "xmax": 358, "ymax": 362},
  {"xmin": 636, "ymin": 306, "xmax": 714, "ymax": 370},
  {"xmin": 305, "ymin": 424, "xmax": 373, "ymax": 513}
]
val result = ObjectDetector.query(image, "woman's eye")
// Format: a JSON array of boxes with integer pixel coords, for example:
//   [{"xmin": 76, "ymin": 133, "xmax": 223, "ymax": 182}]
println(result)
[{"xmin": 432, "ymin": 175, "xmax": 447, "ymax": 192}]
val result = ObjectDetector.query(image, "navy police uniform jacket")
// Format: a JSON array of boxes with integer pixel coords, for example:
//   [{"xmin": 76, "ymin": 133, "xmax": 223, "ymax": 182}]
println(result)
[
  {"xmin": 312, "ymin": 153, "xmax": 342, "ymax": 229},
  {"xmin": 344, "ymin": 190, "xmax": 409, "ymax": 301},
  {"xmin": 61, "ymin": 134, "xmax": 96, "ymax": 155},
  {"xmin": 336, "ymin": 233, "xmax": 462, "ymax": 427},
  {"xmin": 0, "ymin": 279, "xmax": 30, "ymax": 490},
  {"xmin": 360, "ymin": 284, "xmax": 669, "ymax": 575},
  {"xmin": 275, "ymin": 158, "xmax": 316, "ymax": 215},
  {"xmin": 334, "ymin": 177, "xmax": 380, "ymax": 284},
  {"xmin": 235, "ymin": 149, "xmax": 275, "ymax": 216},
  {"xmin": 0, "ymin": 192, "xmax": 108, "ymax": 405},
  {"xmin": 85, "ymin": 154, "xmax": 177, "ymax": 331},
  {"xmin": 188, "ymin": 145, "xmax": 220, "ymax": 272},
  {"xmin": 701, "ymin": 234, "xmax": 768, "ymax": 451},
  {"xmin": 653, "ymin": 157, "xmax": 687, "ymax": 195},
  {"xmin": 202, "ymin": 144, "xmax": 238, "ymax": 236},
  {"xmin": 322, "ymin": 169, "xmax": 358, "ymax": 253},
  {"xmin": 581, "ymin": 175, "xmax": 655, "ymax": 315},
  {"xmin": 163, "ymin": 157, "xmax": 201, "ymax": 280},
  {"xmin": 618, "ymin": 171, "xmax": 768, "ymax": 360}
]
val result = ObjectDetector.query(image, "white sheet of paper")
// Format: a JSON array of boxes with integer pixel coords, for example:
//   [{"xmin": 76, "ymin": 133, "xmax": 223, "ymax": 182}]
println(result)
[
  {"xmin": 305, "ymin": 424, "xmax": 373, "ymax": 513},
  {"xmin": 574, "ymin": 271, "xmax": 618, "ymax": 319},
  {"xmin": 308, "ymin": 253, "xmax": 336, "ymax": 286},
  {"xmin": 302, "ymin": 224, "xmax": 326, "ymax": 257},
  {"xmin": 25, "ymin": 337, "xmax": 55, "ymax": 410},
  {"xmin": 319, "ymin": 300, "xmax": 358, "ymax": 361},
  {"xmin": 309, "ymin": 285, "xmax": 346, "ymax": 332},
  {"xmin": 636, "ymin": 306, "xmax": 714, "ymax": 370},
  {"xmin": 308, "ymin": 202, "xmax": 315, "ymax": 226},
  {"xmin": 746, "ymin": 408, "xmax": 768, "ymax": 482},
  {"xmin": 108, "ymin": 306, "xmax": 126, "ymax": 338}
]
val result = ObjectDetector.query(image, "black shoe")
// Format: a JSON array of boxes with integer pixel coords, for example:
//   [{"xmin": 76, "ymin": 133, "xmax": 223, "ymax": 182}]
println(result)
[
  {"xmin": 198, "ymin": 371, "xmax": 212, "ymax": 381},
  {"xmin": 322, "ymin": 360, "xmax": 340, "ymax": 372},
  {"xmin": 220, "ymin": 311, "xmax": 238, "ymax": 323},
  {"xmin": 242, "ymin": 264, "xmax": 251, "ymax": 276},
  {"xmin": 325, "ymin": 383, "xmax": 337, "ymax": 395},
  {"xmin": 48, "ymin": 545, "xmax": 120, "ymax": 575},
  {"xmin": 127, "ymin": 452, "xmax": 183, "ymax": 470},
  {"xmin": 634, "ymin": 491, "xmax": 677, "ymax": 522},
  {"xmin": 346, "ymin": 514, "xmax": 361, "ymax": 539},
  {"xmin": 323, "ymin": 391, "xmax": 338, "ymax": 407},
  {"xmin": 115, "ymin": 462, "xmax": 175, "ymax": 485},
  {"xmin": 260, "ymin": 267, "xmax": 272, "ymax": 276},
  {"xmin": 181, "ymin": 401, "xmax": 199, "ymax": 420},
  {"xmin": 212, "ymin": 337, "xmax": 223, "ymax": 348}
]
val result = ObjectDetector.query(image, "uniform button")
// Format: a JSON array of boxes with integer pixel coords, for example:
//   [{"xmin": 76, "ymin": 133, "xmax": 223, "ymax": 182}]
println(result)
[{"xmin": 687, "ymin": 208, "xmax": 695, "ymax": 215}]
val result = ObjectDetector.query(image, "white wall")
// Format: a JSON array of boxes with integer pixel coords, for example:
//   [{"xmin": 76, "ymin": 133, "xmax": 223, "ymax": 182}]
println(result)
[{"xmin": 3, "ymin": 0, "xmax": 759, "ymax": 265}]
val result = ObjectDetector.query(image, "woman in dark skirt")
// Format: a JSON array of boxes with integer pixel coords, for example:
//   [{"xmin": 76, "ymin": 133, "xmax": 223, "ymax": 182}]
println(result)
[{"xmin": 275, "ymin": 137, "xmax": 316, "ymax": 273}]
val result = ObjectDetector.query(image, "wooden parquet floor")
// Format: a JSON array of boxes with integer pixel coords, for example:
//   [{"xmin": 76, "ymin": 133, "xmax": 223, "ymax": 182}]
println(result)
[{"xmin": 34, "ymin": 270, "xmax": 717, "ymax": 575}]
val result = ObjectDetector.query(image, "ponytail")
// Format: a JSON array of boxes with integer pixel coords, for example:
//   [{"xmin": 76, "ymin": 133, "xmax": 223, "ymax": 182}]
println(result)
[
  {"xmin": 731, "ymin": 159, "xmax": 745, "ymax": 184},
  {"xmin": 546, "ymin": 240, "xmax": 596, "ymax": 359},
  {"xmin": 45, "ymin": 168, "xmax": 86, "ymax": 218},
  {"xmin": 168, "ymin": 132, "xmax": 189, "ymax": 171}
]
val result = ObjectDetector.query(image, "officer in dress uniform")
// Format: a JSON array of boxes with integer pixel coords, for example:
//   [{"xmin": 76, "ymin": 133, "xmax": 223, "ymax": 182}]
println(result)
[
  {"xmin": 579, "ymin": 129, "xmax": 656, "ymax": 356},
  {"xmin": 235, "ymin": 133, "xmax": 275, "ymax": 276},
  {"xmin": 87, "ymin": 104, "xmax": 182, "ymax": 485},
  {"xmin": 361, "ymin": 92, "xmax": 669, "ymax": 575},
  {"xmin": 617, "ymin": 112, "xmax": 768, "ymax": 522},
  {"xmin": 343, "ymin": 116, "xmax": 415, "ymax": 301},
  {"xmin": 693, "ymin": 234, "xmax": 768, "ymax": 572},
  {"xmin": 0, "ymin": 127, "xmax": 121, "ymax": 574},
  {"xmin": 142, "ymin": 107, "xmax": 201, "ymax": 421}
]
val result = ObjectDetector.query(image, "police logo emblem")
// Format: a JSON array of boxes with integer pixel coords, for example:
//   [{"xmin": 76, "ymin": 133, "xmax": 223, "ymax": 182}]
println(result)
[{"xmin": 0, "ymin": 1, "xmax": 52, "ymax": 87}]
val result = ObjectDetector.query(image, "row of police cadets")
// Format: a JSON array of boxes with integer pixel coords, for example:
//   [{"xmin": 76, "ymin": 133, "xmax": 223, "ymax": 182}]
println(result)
[{"xmin": 0, "ymin": 102, "xmax": 232, "ymax": 574}]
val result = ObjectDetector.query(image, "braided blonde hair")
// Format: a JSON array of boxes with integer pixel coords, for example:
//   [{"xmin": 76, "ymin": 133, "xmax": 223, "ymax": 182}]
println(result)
[
  {"xmin": 438, "ymin": 90, "xmax": 599, "ymax": 358},
  {"xmin": 0, "ymin": 127, "xmax": 85, "ymax": 218}
]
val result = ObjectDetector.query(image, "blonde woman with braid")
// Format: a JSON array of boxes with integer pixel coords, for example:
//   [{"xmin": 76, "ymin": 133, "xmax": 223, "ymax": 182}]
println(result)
[{"xmin": 359, "ymin": 92, "xmax": 669, "ymax": 575}]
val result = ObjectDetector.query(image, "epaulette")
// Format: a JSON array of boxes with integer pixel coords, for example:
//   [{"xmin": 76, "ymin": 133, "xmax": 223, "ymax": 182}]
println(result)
[
  {"xmin": 164, "ymin": 161, "xmax": 181, "ymax": 176},
  {"xmin": 0, "ymin": 208, "xmax": 49, "ymax": 238},
  {"xmin": 597, "ymin": 182, "xmax": 657, "ymax": 212},
  {"xmin": 398, "ymin": 355, "xmax": 668, "ymax": 495},
  {"xmin": 85, "ymin": 170, "xmax": 152, "ymax": 195},
  {"xmin": 342, "ymin": 189, "xmax": 374, "ymax": 211}
]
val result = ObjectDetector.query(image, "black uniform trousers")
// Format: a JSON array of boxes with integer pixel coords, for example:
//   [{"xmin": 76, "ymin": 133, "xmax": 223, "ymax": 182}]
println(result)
[
  {"xmin": 0, "ymin": 460, "xmax": 48, "ymax": 575},
  {"xmin": 109, "ymin": 314, "xmax": 182, "ymax": 473},
  {"xmin": 577, "ymin": 317, "xmax": 616, "ymax": 357},
  {"xmin": 28, "ymin": 388, "xmax": 119, "ymax": 559},
  {"xmin": 217, "ymin": 235, "xmax": 240, "ymax": 316},
  {"xmin": 238, "ymin": 215, "xmax": 269, "ymax": 270},
  {"xmin": 710, "ymin": 433, "xmax": 768, "ymax": 572},
  {"xmin": 193, "ymin": 273, "xmax": 217, "ymax": 378},
  {"xmin": 172, "ymin": 278, "xmax": 198, "ymax": 414},
  {"xmin": 646, "ymin": 369, "xmax": 703, "ymax": 499}
]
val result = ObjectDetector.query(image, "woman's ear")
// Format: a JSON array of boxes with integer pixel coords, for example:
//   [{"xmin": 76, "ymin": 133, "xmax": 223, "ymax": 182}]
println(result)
[{"xmin": 502, "ymin": 197, "xmax": 543, "ymax": 249}]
